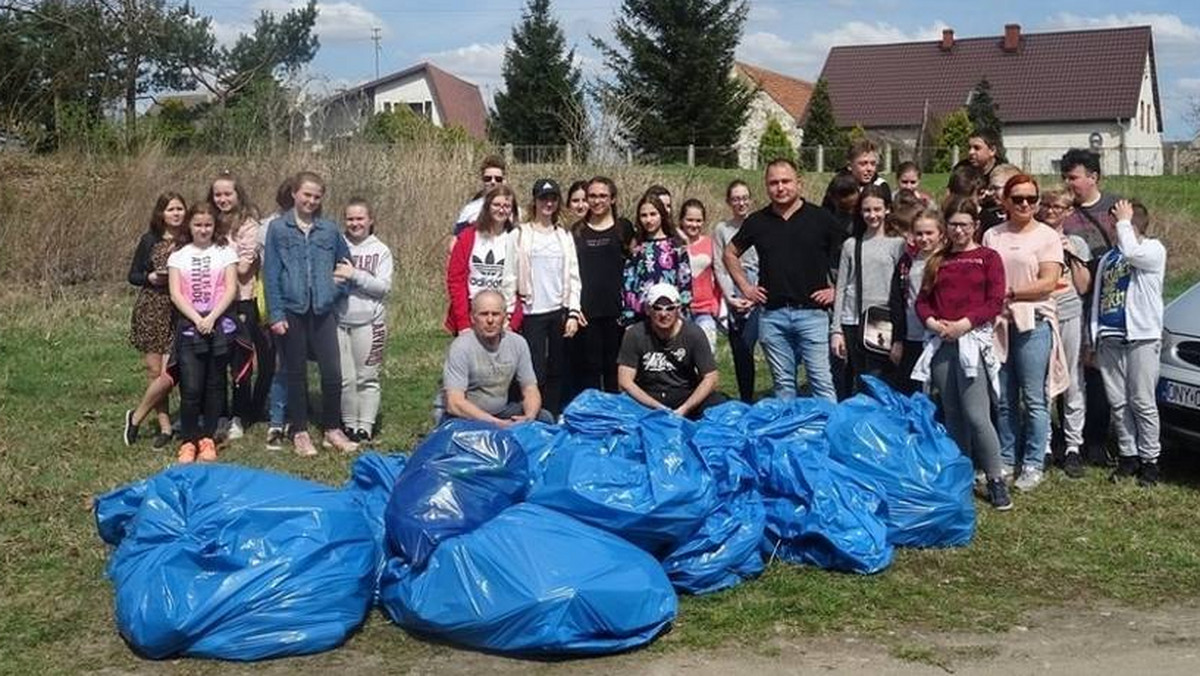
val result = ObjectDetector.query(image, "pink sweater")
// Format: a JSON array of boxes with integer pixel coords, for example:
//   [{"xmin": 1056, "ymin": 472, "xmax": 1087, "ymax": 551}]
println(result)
[{"xmin": 687, "ymin": 235, "xmax": 720, "ymax": 316}]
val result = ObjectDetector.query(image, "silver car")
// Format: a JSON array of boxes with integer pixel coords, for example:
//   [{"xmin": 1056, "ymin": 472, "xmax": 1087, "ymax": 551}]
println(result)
[{"xmin": 1159, "ymin": 281, "xmax": 1200, "ymax": 445}]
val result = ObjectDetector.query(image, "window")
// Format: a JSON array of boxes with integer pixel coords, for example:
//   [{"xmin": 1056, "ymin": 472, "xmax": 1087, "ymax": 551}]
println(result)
[{"xmin": 408, "ymin": 100, "xmax": 433, "ymax": 119}]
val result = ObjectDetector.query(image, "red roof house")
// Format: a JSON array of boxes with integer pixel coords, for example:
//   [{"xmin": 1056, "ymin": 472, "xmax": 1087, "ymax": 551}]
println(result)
[
  {"xmin": 814, "ymin": 25, "xmax": 1164, "ymax": 175},
  {"xmin": 734, "ymin": 62, "xmax": 814, "ymax": 168},
  {"xmin": 309, "ymin": 62, "xmax": 488, "ymax": 143}
]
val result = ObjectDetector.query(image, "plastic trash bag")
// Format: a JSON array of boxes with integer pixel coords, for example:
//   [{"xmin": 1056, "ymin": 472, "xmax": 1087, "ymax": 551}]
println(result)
[
  {"xmin": 384, "ymin": 420, "xmax": 527, "ymax": 568},
  {"xmin": 744, "ymin": 398, "xmax": 893, "ymax": 574},
  {"xmin": 94, "ymin": 464, "xmax": 376, "ymax": 661},
  {"xmin": 342, "ymin": 452, "xmax": 409, "ymax": 597},
  {"xmin": 661, "ymin": 401, "xmax": 766, "ymax": 594},
  {"xmin": 826, "ymin": 375, "xmax": 976, "ymax": 548},
  {"xmin": 379, "ymin": 502, "xmax": 677, "ymax": 656},
  {"xmin": 528, "ymin": 395, "xmax": 717, "ymax": 555}
]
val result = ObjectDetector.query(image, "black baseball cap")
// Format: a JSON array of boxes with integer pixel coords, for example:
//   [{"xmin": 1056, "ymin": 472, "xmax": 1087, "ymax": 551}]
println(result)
[{"xmin": 532, "ymin": 178, "xmax": 561, "ymax": 199}]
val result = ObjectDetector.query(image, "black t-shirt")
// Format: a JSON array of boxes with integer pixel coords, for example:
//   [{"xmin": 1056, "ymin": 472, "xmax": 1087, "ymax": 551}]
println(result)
[
  {"xmin": 575, "ymin": 217, "xmax": 634, "ymax": 319},
  {"xmin": 730, "ymin": 201, "xmax": 842, "ymax": 309},
  {"xmin": 617, "ymin": 320, "xmax": 716, "ymax": 407}
]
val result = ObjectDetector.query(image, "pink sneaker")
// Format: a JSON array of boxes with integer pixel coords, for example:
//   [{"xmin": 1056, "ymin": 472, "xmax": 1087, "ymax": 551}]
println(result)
[
  {"xmin": 292, "ymin": 431, "xmax": 318, "ymax": 457},
  {"xmin": 323, "ymin": 428, "xmax": 359, "ymax": 454}
]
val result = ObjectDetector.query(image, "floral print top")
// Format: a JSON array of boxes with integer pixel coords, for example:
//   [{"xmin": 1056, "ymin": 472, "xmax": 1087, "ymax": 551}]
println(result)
[{"xmin": 620, "ymin": 237, "xmax": 692, "ymax": 325}]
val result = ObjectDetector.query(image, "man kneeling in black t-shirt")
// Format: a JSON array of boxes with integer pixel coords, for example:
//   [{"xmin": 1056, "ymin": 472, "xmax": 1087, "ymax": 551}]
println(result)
[{"xmin": 617, "ymin": 283, "xmax": 727, "ymax": 419}]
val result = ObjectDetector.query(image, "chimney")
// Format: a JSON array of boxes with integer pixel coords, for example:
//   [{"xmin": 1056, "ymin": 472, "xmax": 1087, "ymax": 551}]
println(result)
[
  {"xmin": 1003, "ymin": 23, "xmax": 1021, "ymax": 52},
  {"xmin": 940, "ymin": 28, "xmax": 955, "ymax": 51}
]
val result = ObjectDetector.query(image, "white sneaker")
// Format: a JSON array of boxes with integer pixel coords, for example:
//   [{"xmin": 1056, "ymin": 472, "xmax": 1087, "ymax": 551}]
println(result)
[
  {"xmin": 227, "ymin": 416, "xmax": 244, "ymax": 440},
  {"xmin": 1014, "ymin": 467, "xmax": 1044, "ymax": 492}
]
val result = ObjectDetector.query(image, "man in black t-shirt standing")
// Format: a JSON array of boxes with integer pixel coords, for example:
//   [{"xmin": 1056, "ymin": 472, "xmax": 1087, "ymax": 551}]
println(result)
[
  {"xmin": 617, "ymin": 283, "xmax": 725, "ymax": 419},
  {"xmin": 723, "ymin": 158, "xmax": 842, "ymax": 401}
]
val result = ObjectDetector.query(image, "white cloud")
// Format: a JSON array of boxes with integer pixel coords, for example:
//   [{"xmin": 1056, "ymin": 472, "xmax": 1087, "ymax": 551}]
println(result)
[
  {"xmin": 252, "ymin": 1, "xmax": 389, "ymax": 45},
  {"xmin": 1178, "ymin": 78, "xmax": 1200, "ymax": 94},
  {"xmin": 420, "ymin": 42, "xmax": 507, "ymax": 85},
  {"xmin": 738, "ymin": 20, "xmax": 947, "ymax": 79},
  {"xmin": 210, "ymin": 19, "xmax": 248, "ymax": 47},
  {"xmin": 1041, "ymin": 12, "xmax": 1200, "ymax": 45}
]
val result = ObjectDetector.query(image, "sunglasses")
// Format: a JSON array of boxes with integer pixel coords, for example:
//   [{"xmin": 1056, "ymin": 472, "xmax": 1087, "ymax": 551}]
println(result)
[
  {"xmin": 650, "ymin": 303, "xmax": 680, "ymax": 313},
  {"xmin": 482, "ymin": 175, "xmax": 505, "ymax": 184},
  {"xmin": 1009, "ymin": 195, "xmax": 1039, "ymax": 206}
]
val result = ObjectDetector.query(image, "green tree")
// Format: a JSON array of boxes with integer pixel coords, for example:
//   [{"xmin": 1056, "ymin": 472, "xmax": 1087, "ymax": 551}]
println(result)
[
  {"xmin": 592, "ymin": 0, "xmax": 753, "ymax": 153},
  {"xmin": 966, "ymin": 78, "xmax": 1002, "ymax": 137},
  {"xmin": 756, "ymin": 116, "xmax": 795, "ymax": 166},
  {"xmin": 931, "ymin": 108, "xmax": 973, "ymax": 172},
  {"xmin": 800, "ymin": 78, "xmax": 848, "ymax": 168},
  {"xmin": 491, "ymin": 0, "xmax": 585, "ymax": 149},
  {"xmin": 361, "ymin": 106, "xmax": 474, "ymax": 146}
]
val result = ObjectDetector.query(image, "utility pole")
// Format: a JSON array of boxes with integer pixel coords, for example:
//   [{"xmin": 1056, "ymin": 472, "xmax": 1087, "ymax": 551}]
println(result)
[{"xmin": 371, "ymin": 27, "xmax": 382, "ymax": 79}]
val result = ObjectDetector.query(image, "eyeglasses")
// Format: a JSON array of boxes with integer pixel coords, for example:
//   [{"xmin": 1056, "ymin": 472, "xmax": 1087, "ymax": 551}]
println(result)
[
  {"xmin": 586, "ymin": 193, "xmax": 611, "ymax": 200},
  {"xmin": 947, "ymin": 221, "xmax": 975, "ymax": 229},
  {"xmin": 482, "ymin": 175, "xmax": 505, "ymax": 184},
  {"xmin": 1044, "ymin": 203, "xmax": 1072, "ymax": 212},
  {"xmin": 650, "ymin": 303, "xmax": 680, "ymax": 313},
  {"xmin": 1009, "ymin": 195, "xmax": 1039, "ymax": 206}
]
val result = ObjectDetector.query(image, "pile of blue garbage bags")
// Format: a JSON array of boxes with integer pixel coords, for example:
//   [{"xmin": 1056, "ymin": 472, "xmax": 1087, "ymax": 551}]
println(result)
[{"xmin": 94, "ymin": 377, "xmax": 975, "ymax": 661}]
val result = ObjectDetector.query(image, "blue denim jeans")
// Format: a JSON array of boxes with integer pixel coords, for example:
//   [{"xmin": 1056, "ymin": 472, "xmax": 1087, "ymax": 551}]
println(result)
[
  {"xmin": 757, "ymin": 307, "xmax": 836, "ymax": 401},
  {"xmin": 997, "ymin": 319, "xmax": 1052, "ymax": 470}
]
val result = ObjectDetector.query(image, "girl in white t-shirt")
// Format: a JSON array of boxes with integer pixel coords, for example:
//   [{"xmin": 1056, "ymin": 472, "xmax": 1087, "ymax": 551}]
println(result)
[{"xmin": 167, "ymin": 203, "xmax": 238, "ymax": 463}]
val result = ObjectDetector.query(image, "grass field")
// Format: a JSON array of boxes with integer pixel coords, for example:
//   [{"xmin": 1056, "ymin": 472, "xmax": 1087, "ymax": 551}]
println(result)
[{"xmin": 4, "ymin": 287, "xmax": 1200, "ymax": 673}]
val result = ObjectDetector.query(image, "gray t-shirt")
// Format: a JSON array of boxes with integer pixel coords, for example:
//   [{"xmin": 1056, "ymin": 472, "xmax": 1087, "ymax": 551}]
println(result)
[
  {"xmin": 833, "ymin": 235, "xmax": 906, "ymax": 329},
  {"xmin": 1053, "ymin": 233, "xmax": 1091, "ymax": 321},
  {"xmin": 712, "ymin": 219, "xmax": 759, "ymax": 303},
  {"xmin": 443, "ymin": 330, "xmax": 537, "ymax": 415}
]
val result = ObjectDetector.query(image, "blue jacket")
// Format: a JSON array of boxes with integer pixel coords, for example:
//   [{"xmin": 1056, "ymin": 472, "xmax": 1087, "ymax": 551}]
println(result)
[{"xmin": 264, "ymin": 211, "xmax": 352, "ymax": 323}]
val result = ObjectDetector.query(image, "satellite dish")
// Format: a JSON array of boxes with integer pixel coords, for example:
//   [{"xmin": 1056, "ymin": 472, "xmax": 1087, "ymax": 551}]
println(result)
[{"xmin": 1088, "ymin": 132, "xmax": 1103, "ymax": 151}]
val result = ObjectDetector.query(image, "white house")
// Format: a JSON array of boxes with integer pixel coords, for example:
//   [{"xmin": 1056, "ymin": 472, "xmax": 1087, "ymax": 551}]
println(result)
[
  {"xmin": 733, "ymin": 62, "xmax": 813, "ymax": 169},
  {"xmin": 816, "ymin": 24, "xmax": 1164, "ymax": 175},
  {"xmin": 307, "ymin": 62, "xmax": 488, "ymax": 143}
]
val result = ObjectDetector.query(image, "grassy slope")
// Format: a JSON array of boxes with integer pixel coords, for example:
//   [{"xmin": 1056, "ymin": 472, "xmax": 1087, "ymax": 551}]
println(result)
[{"xmin": 3, "ymin": 289, "xmax": 1200, "ymax": 673}]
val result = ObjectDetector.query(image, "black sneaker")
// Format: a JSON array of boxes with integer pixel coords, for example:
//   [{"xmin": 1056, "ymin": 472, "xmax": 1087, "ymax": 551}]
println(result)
[
  {"xmin": 151, "ymin": 432, "xmax": 172, "ymax": 450},
  {"xmin": 1137, "ymin": 461, "xmax": 1159, "ymax": 487},
  {"xmin": 1063, "ymin": 452, "xmax": 1085, "ymax": 479},
  {"xmin": 123, "ymin": 410, "xmax": 139, "ymax": 447},
  {"xmin": 1109, "ymin": 455, "xmax": 1140, "ymax": 483},
  {"xmin": 265, "ymin": 426, "xmax": 285, "ymax": 451},
  {"xmin": 355, "ymin": 428, "xmax": 373, "ymax": 445},
  {"xmin": 987, "ymin": 478, "xmax": 1013, "ymax": 511}
]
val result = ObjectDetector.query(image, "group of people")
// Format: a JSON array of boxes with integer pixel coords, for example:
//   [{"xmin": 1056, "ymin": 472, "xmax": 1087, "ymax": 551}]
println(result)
[
  {"xmin": 440, "ymin": 142, "xmax": 1167, "ymax": 514},
  {"xmin": 124, "ymin": 171, "xmax": 393, "ymax": 461},
  {"xmin": 123, "ymin": 141, "xmax": 1169, "ymax": 514}
]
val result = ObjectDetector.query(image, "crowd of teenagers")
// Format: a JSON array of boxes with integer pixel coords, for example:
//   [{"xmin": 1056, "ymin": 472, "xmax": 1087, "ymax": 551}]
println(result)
[
  {"xmin": 124, "ymin": 170, "xmax": 392, "ymax": 460},
  {"xmin": 123, "ymin": 138, "xmax": 1168, "ymax": 513}
]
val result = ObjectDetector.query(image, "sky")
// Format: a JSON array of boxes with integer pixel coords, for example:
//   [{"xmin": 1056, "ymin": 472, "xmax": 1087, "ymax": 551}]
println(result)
[{"xmin": 191, "ymin": 0, "xmax": 1200, "ymax": 140}]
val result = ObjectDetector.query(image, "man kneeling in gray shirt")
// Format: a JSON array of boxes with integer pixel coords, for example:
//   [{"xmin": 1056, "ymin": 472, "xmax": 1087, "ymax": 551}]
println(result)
[{"xmin": 441, "ymin": 290, "xmax": 553, "ymax": 426}]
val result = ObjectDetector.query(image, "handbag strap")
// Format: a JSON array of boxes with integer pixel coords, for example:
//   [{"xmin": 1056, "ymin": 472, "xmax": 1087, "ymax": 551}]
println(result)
[{"xmin": 1075, "ymin": 203, "xmax": 1114, "ymax": 250}]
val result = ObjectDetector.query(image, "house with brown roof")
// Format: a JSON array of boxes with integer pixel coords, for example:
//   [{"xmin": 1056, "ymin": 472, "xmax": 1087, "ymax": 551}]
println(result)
[
  {"xmin": 307, "ymin": 61, "xmax": 488, "ymax": 144},
  {"xmin": 734, "ymin": 62, "xmax": 813, "ymax": 169},
  {"xmin": 816, "ymin": 24, "xmax": 1163, "ymax": 175}
]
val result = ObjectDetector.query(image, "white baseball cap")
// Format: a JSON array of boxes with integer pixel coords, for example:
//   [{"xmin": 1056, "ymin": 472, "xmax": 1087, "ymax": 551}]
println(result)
[{"xmin": 644, "ymin": 282, "xmax": 681, "ymax": 306}]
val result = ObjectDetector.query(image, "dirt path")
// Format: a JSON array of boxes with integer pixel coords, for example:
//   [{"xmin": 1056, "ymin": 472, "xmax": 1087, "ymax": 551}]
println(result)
[{"xmin": 343, "ymin": 603, "xmax": 1200, "ymax": 675}]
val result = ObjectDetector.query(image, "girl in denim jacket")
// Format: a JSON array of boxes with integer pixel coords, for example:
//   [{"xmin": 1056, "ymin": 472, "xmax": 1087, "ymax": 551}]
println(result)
[{"xmin": 263, "ymin": 171, "xmax": 359, "ymax": 457}]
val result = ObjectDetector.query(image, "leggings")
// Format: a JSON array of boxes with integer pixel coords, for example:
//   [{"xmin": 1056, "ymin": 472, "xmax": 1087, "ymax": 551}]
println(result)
[
  {"xmin": 929, "ymin": 341, "xmax": 1003, "ymax": 480},
  {"xmin": 280, "ymin": 310, "xmax": 342, "ymax": 432},
  {"xmin": 521, "ymin": 309, "xmax": 567, "ymax": 416}
]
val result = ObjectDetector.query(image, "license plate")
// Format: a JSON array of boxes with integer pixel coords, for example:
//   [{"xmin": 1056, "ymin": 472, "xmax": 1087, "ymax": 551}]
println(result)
[{"xmin": 1159, "ymin": 379, "xmax": 1200, "ymax": 411}]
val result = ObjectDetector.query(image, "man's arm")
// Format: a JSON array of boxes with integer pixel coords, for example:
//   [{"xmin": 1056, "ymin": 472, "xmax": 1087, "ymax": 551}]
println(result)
[
  {"xmin": 673, "ymin": 370, "xmax": 718, "ymax": 417},
  {"xmin": 617, "ymin": 364, "xmax": 667, "ymax": 410},
  {"xmin": 445, "ymin": 388, "xmax": 506, "ymax": 426},
  {"xmin": 518, "ymin": 382, "xmax": 542, "ymax": 421}
]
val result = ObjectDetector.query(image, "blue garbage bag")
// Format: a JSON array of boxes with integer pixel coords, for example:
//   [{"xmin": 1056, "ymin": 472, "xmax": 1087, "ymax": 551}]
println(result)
[
  {"xmin": 342, "ymin": 452, "xmax": 409, "ymax": 597},
  {"xmin": 561, "ymin": 388, "xmax": 649, "ymax": 435},
  {"xmin": 93, "ymin": 464, "xmax": 376, "ymax": 661},
  {"xmin": 384, "ymin": 420, "xmax": 527, "ymax": 568},
  {"xmin": 745, "ymin": 398, "xmax": 893, "ymax": 574},
  {"xmin": 528, "ymin": 395, "xmax": 717, "ymax": 555},
  {"xmin": 379, "ymin": 503, "xmax": 677, "ymax": 655},
  {"xmin": 826, "ymin": 375, "xmax": 976, "ymax": 548},
  {"xmin": 660, "ymin": 401, "xmax": 766, "ymax": 594}
]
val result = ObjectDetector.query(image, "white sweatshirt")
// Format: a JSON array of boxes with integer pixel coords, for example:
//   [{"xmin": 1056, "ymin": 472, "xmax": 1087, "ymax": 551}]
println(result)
[{"xmin": 337, "ymin": 234, "xmax": 394, "ymax": 326}]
